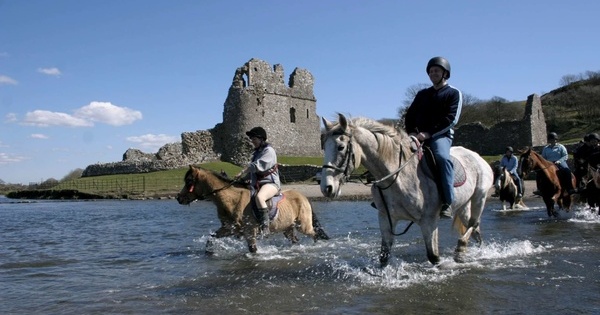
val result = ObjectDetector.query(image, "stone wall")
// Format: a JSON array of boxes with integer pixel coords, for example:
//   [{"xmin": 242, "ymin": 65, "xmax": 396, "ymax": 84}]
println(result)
[{"xmin": 454, "ymin": 94, "xmax": 547, "ymax": 154}]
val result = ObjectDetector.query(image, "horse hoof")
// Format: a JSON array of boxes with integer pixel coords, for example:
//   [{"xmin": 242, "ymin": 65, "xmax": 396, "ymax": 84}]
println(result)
[
  {"xmin": 454, "ymin": 252, "xmax": 467, "ymax": 263},
  {"xmin": 248, "ymin": 245, "xmax": 257, "ymax": 253}
]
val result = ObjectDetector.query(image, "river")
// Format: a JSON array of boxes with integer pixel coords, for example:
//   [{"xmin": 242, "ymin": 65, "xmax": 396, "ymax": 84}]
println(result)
[{"xmin": 0, "ymin": 195, "xmax": 599, "ymax": 314}]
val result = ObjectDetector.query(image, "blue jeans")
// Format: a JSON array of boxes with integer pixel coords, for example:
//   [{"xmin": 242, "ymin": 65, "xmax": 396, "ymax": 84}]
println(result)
[{"xmin": 427, "ymin": 136, "xmax": 454, "ymax": 205}]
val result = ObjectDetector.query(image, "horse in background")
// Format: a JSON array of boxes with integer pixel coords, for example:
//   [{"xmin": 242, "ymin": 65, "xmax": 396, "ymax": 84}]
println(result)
[
  {"xmin": 176, "ymin": 166, "xmax": 329, "ymax": 253},
  {"xmin": 493, "ymin": 165, "xmax": 526, "ymax": 210},
  {"xmin": 583, "ymin": 152, "xmax": 600, "ymax": 213},
  {"xmin": 320, "ymin": 114, "xmax": 493, "ymax": 267},
  {"xmin": 518, "ymin": 147, "xmax": 576, "ymax": 217}
]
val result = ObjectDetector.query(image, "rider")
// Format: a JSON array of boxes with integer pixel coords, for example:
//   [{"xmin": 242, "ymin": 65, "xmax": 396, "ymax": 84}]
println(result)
[
  {"xmin": 573, "ymin": 133, "xmax": 600, "ymax": 189},
  {"xmin": 404, "ymin": 56, "xmax": 463, "ymax": 219},
  {"xmin": 499, "ymin": 146, "xmax": 523, "ymax": 199},
  {"xmin": 235, "ymin": 127, "xmax": 281, "ymax": 235},
  {"xmin": 538, "ymin": 132, "xmax": 576, "ymax": 195}
]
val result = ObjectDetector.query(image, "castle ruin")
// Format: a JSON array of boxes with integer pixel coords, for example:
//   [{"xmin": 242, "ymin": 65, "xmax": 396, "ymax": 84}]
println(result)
[{"xmin": 82, "ymin": 58, "xmax": 322, "ymax": 178}]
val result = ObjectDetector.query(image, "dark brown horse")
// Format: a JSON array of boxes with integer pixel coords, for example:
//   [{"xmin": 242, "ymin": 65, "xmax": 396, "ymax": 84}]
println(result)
[
  {"xmin": 519, "ymin": 148, "xmax": 576, "ymax": 217},
  {"xmin": 176, "ymin": 166, "xmax": 329, "ymax": 253}
]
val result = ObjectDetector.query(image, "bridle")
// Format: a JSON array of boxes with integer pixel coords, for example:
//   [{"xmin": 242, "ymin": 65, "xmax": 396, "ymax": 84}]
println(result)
[
  {"xmin": 185, "ymin": 171, "xmax": 237, "ymax": 200},
  {"xmin": 322, "ymin": 128, "xmax": 417, "ymax": 236},
  {"xmin": 321, "ymin": 131, "xmax": 356, "ymax": 184}
]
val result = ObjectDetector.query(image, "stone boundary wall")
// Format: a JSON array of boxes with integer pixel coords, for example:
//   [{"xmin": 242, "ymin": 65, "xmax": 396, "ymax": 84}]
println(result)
[{"xmin": 453, "ymin": 94, "xmax": 547, "ymax": 155}]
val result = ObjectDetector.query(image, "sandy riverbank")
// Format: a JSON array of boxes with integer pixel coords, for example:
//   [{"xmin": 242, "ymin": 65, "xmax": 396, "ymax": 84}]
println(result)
[{"xmin": 282, "ymin": 180, "xmax": 539, "ymax": 202}]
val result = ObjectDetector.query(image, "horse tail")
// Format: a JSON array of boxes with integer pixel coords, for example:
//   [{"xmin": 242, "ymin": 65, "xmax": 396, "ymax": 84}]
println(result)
[
  {"xmin": 452, "ymin": 214, "xmax": 467, "ymax": 236},
  {"xmin": 310, "ymin": 204, "xmax": 330, "ymax": 240}
]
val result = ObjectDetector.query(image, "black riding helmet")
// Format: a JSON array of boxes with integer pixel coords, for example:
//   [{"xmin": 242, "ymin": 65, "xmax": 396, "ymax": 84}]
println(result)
[
  {"xmin": 426, "ymin": 56, "xmax": 451, "ymax": 79},
  {"xmin": 547, "ymin": 132, "xmax": 558, "ymax": 141},
  {"xmin": 246, "ymin": 127, "xmax": 267, "ymax": 140},
  {"xmin": 506, "ymin": 146, "xmax": 513, "ymax": 152},
  {"xmin": 589, "ymin": 133, "xmax": 600, "ymax": 141}
]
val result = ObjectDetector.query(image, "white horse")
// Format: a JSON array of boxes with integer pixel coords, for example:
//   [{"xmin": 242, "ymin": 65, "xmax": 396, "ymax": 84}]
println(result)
[{"xmin": 320, "ymin": 114, "xmax": 493, "ymax": 267}]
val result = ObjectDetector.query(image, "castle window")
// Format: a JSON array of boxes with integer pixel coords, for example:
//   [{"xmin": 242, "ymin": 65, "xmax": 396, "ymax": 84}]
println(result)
[
  {"xmin": 290, "ymin": 108, "xmax": 296, "ymax": 123},
  {"xmin": 306, "ymin": 109, "xmax": 309, "ymax": 118}
]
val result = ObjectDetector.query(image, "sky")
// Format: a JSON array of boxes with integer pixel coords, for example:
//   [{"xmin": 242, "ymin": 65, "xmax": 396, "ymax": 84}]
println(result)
[{"xmin": 1, "ymin": 0, "xmax": 598, "ymax": 184}]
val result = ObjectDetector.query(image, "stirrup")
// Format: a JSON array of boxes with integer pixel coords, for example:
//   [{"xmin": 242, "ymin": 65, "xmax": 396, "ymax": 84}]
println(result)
[{"xmin": 440, "ymin": 204, "xmax": 452, "ymax": 219}]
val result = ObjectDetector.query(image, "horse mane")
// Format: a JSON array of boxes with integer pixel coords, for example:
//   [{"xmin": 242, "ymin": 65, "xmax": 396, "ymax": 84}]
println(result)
[
  {"xmin": 347, "ymin": 117, "xmax": 408, "ymax": 163},
  {"xmin": 187, "ymin": 166, "xmax": 246, "ymax": 188},
  {"xmin": 525, "ymin": 149, "xmax": 562, "ymax": 188}
]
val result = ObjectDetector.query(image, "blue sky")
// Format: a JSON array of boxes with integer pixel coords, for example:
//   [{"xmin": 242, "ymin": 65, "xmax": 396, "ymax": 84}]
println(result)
[{"xmin": 1, "ymin": 0, "xmax": 598, "ymax": 184}]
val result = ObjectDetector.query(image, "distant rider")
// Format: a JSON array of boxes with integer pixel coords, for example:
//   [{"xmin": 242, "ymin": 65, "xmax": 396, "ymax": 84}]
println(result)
[{"xmin": 499, "ymin": 146, "xmax": 523, "ymax": 199}]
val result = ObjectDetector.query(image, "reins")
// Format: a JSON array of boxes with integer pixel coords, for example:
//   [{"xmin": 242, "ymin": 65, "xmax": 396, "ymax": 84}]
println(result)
[
  {"xmin": 372, "ymin": 139, "xmax": 420, "ymax": 236},
  {"xmin": 189, "ymin": 173, "xmax": 239, "ymax": 199}
]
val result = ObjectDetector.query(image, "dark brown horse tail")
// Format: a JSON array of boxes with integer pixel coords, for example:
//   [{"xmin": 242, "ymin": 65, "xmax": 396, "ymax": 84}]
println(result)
[{"xmin": 311, "ymin": 204, "xmax": 330, "ymax": 240}]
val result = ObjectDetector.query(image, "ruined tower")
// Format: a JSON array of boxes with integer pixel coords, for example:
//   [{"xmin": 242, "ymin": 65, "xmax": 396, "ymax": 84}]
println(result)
[{"xmin": 213, "ymin": 58, "xmax": 322, "ymax": 165}]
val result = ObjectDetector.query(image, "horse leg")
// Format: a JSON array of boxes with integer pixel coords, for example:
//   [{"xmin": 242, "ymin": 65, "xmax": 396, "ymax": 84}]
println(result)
[
  {"xmin": 378, "ymin": 213, "xmax": 395, "ymax": 267},
  {"xmin": 420, "ymin": 221, "xmax": 440, "ymax": 265},
  {"xmin": 543, "ymin": 196, "xmax": 556, "ymax": 217},
  {"xmin": 283, "ymin": 227, "xmax": 299, "ymax": 244},
  {"xmin": 311, "ymin": 211, "xmax": 330, "ymax": 241}
]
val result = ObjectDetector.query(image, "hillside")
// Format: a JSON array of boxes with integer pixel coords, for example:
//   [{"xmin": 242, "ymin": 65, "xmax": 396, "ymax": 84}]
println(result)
[{"xmin": 457, "ymin": 76, "xmax": 600, "ymax": 144}]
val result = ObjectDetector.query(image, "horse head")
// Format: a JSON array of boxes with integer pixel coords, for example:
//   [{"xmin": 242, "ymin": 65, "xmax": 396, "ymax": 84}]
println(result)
[
  {"xmin": 493, "ymin": 165, "xmax": 505, "ymax": 192},
  {"xmin": 320, "ymin": 114, "xmax": 360, "ymax": 198},
  {"xmin": 177, "ymin": 165, "xmax": 204, "ymax": 205},
  {"xmin": 518, "ymin": 147, "xmax": 534, "ymax": 179}
]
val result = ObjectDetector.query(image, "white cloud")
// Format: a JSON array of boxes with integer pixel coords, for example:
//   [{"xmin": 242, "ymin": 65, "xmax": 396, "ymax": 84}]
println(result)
[
  {"xmin": 30, "ymin": 133, "xmax": 49, "ymax": 139},
  {"xmin": 0, "ymin": 152, "xmax": 27, "ymax": 164},
  {"xmin": 5, "ymin": 113, "xmax": 17, "ymax": 123},
  {"xmin": 126, "ymin": 133, "xmax": 178, "ymax": 150},
  {"xmin": 23, "ymin": 110, "xmax": 93, "ymax": 127},
  {"xmin": 37, "ymin": 67, "xmax": 62, "ymax": 77},
  {"xmin": 0, "ymin": 75, "xmax": 18, "ymax": 85},
  {"xmin": 74, "ymin": 101, "xmax": 142, "ymax": 126}
]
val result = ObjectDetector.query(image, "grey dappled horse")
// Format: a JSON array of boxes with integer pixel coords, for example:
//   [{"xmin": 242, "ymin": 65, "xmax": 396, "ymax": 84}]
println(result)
[{"xmin": 320, "ymin": 114, "xmax": 493, "ymax": 267}]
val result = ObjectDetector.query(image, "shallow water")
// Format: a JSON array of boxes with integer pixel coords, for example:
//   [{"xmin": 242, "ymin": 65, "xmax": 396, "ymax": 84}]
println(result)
[{"xmin": 1, "ymin": 195, "xmax": 599, "ymax": 314}]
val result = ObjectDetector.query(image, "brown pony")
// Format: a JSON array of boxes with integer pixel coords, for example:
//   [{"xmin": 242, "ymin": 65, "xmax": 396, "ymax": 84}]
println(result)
[
  {"xmin": 519, "ymin": 148, "xmax": 576, "ymax": 217},
  {"xmin": 176, "ymin": 165, "xmax": 329, "ymax": 253}
]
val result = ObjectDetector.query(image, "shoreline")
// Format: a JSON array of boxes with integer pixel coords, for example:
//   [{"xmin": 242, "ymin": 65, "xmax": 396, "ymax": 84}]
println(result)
[
  {"xmin": 5, "ymin": 180, "xmax": 542, "ymax": 202},
  {"xmin": 284, "ymin": 180, "xmax": 540, "ymax": 203}
]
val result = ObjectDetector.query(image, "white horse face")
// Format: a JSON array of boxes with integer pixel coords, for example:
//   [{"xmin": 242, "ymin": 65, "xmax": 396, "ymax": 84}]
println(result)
[{"xmin": 320, "ymin": 116, "xmax": 353, "ymax": 198}]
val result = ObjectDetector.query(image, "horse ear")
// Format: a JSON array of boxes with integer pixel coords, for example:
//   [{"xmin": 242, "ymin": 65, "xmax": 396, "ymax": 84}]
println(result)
[
  {"xmin": 338, "ymin": 113, "xmax": 348, "ymax": 130},
  {"xmin": 322, "ymin": 116, "xmax": 333, "ymax": 131}
]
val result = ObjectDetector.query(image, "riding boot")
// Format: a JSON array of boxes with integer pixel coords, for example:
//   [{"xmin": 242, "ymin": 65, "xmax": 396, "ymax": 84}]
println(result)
[
  {"xmin": 258, "ymin": 207, "xmax": 270, "ymax": 236},
  {"xmin": 440, "ymin": 203, "xmax": 452, "ymax": 219}
]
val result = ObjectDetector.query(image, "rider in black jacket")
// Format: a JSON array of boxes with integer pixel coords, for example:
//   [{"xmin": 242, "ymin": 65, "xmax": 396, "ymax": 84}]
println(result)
[{"xmin": 404, "ymin": 56, "xmax": 463, "ymax": 218}]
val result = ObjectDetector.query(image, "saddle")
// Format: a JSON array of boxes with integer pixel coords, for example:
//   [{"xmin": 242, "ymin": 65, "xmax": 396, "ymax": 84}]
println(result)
[
  {"xmin": 420, "ymin": 146, "xmax": 467, "ymax": 188},
  {"xmin": 251, "ymin": 193, "xmax": 285, "ymax": 221}
]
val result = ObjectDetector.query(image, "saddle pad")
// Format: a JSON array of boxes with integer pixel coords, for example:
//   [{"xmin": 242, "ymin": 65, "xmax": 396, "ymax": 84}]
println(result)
[
  {"xmin": 252, "ymin": 193, "xmax": 286, "ymax": 221},
  {"xmin": 422, "ymin": 148, "xmax": 467, "ymax": 187},
  {"xmin": 451, "ymin": 156, "xmax": 467, "ymax": 187}
]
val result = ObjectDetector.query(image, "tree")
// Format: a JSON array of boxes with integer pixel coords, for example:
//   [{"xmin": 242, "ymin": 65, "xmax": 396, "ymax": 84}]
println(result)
[
  {"xmin": 61, "ymin": 168, "xmax": 84, "ymax": 181},
  {"xmin": 397, "ymin": 83, "xmax": 430, "ymax": 129}
]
